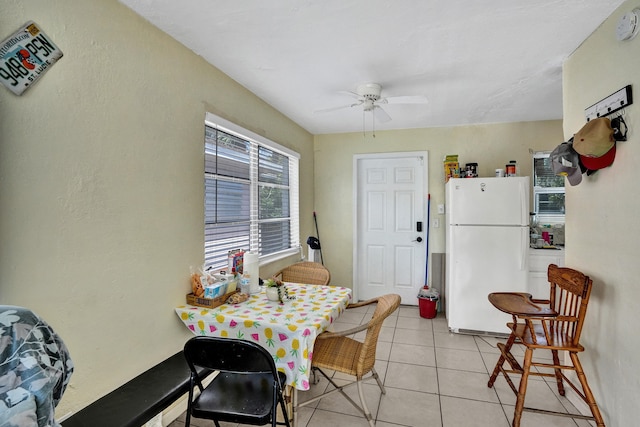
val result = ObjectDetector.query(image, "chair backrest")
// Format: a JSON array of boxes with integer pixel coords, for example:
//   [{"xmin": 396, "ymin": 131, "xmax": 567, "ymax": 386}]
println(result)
[
  {"xmin": 184, "ymin": 336, "xmax": 278, "ymax": 377},
  {"xmin": 275, "ymin": 261, "xmax": 331, "ymax": 285},
  {"xmin": 356, "ymin": 294, "xmax": 401, "ymax": 377},
  {"xmin": 547, "ymin": 264, "xmax": 593, "ymax": 346}
]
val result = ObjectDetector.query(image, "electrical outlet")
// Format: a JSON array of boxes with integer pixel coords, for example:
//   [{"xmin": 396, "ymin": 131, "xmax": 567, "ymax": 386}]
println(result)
[
  {"xmin": 433, "ymin": 218, "xmax": 440, "ymax": 228},
  {"xmin": 437, "ymin": 204, "xmax": 445, "ymax": 214}
]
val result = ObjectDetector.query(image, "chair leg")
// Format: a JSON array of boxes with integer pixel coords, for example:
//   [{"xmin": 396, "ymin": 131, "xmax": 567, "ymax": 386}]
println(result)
[
  {"xmin": 551, "ymin": 349, "xmax": 566, "ymax": 396},
  {"xmin": 356, "ymin": 380, "xmax": 375, "ymax": 427},
  {"xmin": 371, "ymin": 367, "xmax": 386, "ymax": 394},
  {"xmin": 278, "ymin": 391, "xmax": 292, "ymax": 427},
  {"xmin": 569, "ymin": 352, "xmax": 606, "ymax": 427},
  {"xmin": 488, "ymin": 333, "xmax": 516, "ymax": 388},
  {"xmin": 307, "ymin": 368, "xmax": 383, "ymax": 426},
  {"xmin": 310, "ymin": 367, "xmax": 320, "ymax": 385},
  {"xmin": 185, "ymin": 387, "xmax": 193, "ymax": 427},
  {"xmin": 512, "ymin": 347, "xmax": 533, "ymax": 427},
  {"xmin": 488, "ymin": 355, "xmax": 505, "ymax": 388}
]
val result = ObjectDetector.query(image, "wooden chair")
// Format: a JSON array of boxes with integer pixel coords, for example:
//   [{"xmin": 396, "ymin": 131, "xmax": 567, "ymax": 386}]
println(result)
[
  {"xmin": 273, "ymin": 261, "xmax": 330, "ymax": 285},
  {"xmin": 487, "ymin": 264, "xmax": 605, "ymax": 427},
  {"xmin": 298, "ymin": 294, "xmax": 401, "ymax": 427}
]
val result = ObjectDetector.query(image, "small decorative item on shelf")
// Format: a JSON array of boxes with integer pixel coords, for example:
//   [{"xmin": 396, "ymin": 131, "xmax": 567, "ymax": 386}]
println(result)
[{"xmin": 263, "ymin": 278, "xmax": 296, "ymax": 303}]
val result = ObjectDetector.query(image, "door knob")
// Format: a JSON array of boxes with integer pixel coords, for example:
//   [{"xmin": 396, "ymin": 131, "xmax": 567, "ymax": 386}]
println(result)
[{"xmin": 413, "ymin": 237, "xmax": 423, "ymax": 242}]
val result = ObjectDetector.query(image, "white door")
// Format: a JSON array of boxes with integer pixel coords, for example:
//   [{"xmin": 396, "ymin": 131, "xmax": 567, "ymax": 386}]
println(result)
[{"xmin": 354, "ymin": 152, "xmax": 429, "ymax": 305}]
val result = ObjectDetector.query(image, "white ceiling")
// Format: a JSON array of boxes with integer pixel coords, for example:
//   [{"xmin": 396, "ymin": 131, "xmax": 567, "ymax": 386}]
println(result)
[{"xmin": 120, "ymin": 0, "xmax": 625, "ymax": 135}]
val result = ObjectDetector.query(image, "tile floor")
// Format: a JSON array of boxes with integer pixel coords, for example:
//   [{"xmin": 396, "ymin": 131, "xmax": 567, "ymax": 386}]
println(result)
[{"xmin": 169, "ymin": 304, "xmax": 597, "ymax": 427}]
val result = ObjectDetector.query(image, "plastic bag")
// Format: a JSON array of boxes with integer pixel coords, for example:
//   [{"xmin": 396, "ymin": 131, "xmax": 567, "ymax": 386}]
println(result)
[{"xmin": 418, "ymin": 286, "xmax": 439, "ymax": 300}]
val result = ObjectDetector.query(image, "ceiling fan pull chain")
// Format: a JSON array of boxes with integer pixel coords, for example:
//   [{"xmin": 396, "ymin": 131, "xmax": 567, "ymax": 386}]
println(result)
[
  {"xmin": 372, "ymin": 110, "xmax": 376, "ymax": 138},
  {"xmin": 362, "ymin": 110, "xmax": 366, "ymax": 139}
]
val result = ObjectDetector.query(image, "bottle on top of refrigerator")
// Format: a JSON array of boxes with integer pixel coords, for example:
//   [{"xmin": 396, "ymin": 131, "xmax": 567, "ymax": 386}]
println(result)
[{"xmin": 506, "ymin": 160, "xmax": 517, "ymax": 177}]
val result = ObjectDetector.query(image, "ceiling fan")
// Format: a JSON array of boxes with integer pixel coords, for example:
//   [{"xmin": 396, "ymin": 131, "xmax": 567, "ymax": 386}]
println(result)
[{"xmin": 315, "ymin": 82, "xmax": 429, "ymax": 123}]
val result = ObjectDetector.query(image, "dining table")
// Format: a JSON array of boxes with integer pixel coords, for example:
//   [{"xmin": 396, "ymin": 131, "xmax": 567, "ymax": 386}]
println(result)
[{"xmin": 175, "ymin": 283, "xmax": 352, "ymax": 426}]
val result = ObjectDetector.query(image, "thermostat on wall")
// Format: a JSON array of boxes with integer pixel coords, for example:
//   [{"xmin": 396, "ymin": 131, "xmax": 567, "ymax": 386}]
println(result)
[{"xmin": 616, "ymin": 8, "xmax": 640, "ymax": 41}]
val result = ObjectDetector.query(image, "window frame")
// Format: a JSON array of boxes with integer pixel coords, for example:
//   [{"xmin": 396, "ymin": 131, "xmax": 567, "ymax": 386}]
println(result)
[
  {"xmin": 204, "ymin": 112, "xmax": 300, "ymax": 271},
  {"xmin": 532, "ymin": 151, "xmax": 565, "ymax": 223}
]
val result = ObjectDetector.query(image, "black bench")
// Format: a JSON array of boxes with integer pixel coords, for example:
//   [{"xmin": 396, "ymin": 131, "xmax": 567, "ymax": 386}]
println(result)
[{"xmin": 61, "ymin": 351, "xmax": 211, "ymax": 427}]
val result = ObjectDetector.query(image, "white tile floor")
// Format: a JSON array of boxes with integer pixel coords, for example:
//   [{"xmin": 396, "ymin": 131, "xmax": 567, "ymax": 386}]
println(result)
[{"xmin": 169, "ymin": 305, "xmax": 597, "ymax": 427}]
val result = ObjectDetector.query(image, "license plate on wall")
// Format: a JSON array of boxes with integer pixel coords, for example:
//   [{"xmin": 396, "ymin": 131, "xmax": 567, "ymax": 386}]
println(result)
[{"xmin": 0, "ymin": 21, "xmax": 63, "ymax": 95}]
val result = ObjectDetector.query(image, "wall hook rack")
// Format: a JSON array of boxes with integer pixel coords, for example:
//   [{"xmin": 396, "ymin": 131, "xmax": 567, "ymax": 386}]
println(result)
[{"xmin": 584, "ymin": 85, "xmax": 633, "ymax": 121}]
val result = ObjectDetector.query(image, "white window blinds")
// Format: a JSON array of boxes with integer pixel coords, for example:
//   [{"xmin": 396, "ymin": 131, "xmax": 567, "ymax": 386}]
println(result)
[{"xmin": 204, "ymin": 113, "xmax": 300, "ymax": 271}]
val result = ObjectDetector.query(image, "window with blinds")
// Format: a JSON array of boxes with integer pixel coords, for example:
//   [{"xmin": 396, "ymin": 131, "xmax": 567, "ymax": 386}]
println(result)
[
  {"xmin": 533, "ymin": 152, "xmax": 565, "ymax": 220},
  {"xmin": 204, "ymin": 115, "xmax": 300, "ymax": 271}
]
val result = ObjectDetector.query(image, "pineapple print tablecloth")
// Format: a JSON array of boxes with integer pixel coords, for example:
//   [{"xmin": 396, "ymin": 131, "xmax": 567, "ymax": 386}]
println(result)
[{"xmin": 175, "ymin": 284, "xmax": 352, "ymax": 390}]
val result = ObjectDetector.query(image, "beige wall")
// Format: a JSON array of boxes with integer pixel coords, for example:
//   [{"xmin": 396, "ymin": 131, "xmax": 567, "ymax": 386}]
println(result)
[
  {"xmin": 314, "ymin": 121, "xmax": 563, "ymax": 288},
  {"xmin": 563, "ymin": 1, "xmax": 640, "ymax": 425},
  {"xmin": 3, "ymin": 0, "xmax": 633, "ymax": 424},
  {"xmin": 0, "ymin": 0, "xmax": 313, "ymax": 417}
]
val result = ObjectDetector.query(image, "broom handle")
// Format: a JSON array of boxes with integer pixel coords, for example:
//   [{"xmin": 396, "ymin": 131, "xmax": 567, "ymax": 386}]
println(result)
[
  {"xmin": 313, "ymin": 211, "xmax": 324, "ymax": 265},
  {"xmin": 425, "ymin": 194, "xmax": 430, "ymax": 286}
]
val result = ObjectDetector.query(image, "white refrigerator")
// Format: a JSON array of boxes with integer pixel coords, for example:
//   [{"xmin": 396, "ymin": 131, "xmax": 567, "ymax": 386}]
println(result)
[{"xmin": 445, "ymin": 177, "xmax": 530, "ymax": 335}]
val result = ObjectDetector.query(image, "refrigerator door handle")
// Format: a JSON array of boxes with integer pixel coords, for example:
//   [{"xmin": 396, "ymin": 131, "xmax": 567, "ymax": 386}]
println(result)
[
  {"xmin": 520, "ymin": 227, "xmax": 528, "ymax": 271},
  {"xmin": 520, "ymin": 181, "xmax": 528, "ymax": 224}
]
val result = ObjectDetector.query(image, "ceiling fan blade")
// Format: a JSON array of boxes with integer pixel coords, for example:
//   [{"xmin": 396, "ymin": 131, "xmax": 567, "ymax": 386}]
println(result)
[
  {"xmin": 314, "ymin": 100, "xmax": 362, "ymax": 114},
  {"xmin": 337, "ymin": 90, "xmax": 362, "ymax": 100},
  {"xmin": 373, "ymin": 105, "xmax": 392, "ymax": 123},
  {"xmin": 381, "ymin": 95, "xmax": 429, "ymax": 105}
]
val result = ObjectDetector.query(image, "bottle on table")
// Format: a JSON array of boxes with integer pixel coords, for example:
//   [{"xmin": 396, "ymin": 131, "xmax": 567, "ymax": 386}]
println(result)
[{"xmin": 240, "ymin": 272, "xmax": 251, "ymax": 294}]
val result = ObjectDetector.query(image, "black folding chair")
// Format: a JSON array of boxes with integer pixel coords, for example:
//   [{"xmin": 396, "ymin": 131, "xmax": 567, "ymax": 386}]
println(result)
[{"xmin": 183, "ymin": 336, "xmax": 291, "ymax": 427}]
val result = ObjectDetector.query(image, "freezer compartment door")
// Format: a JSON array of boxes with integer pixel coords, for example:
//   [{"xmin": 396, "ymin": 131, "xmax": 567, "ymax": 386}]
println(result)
[
  {"xmin": 447, "ymin": 225, "xmax": 529, "ymax": 334},
  {"xmin": 446, "ymin": 177, "xmax": 530, "ymax": 226}
]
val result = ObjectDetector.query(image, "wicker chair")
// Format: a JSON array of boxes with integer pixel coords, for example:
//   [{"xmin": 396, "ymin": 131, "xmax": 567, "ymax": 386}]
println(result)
[
  {"xmin": 298, "ymin": 294, "xmax": 401, "ymax": 427},
  {"xmin": 273, "ymin": 261, "xmax": 330, "ymax": 285}
]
